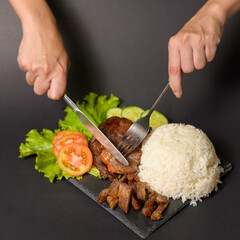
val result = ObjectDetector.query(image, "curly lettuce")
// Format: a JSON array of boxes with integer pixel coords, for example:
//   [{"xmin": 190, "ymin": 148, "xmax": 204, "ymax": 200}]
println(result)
[
  {"xmin": 19, "ymin": 129, "xmax": 80, "ymax": 183},
  {"xmin": 77, "ymin": 92, "xmax": 120, "ymax": 126}
]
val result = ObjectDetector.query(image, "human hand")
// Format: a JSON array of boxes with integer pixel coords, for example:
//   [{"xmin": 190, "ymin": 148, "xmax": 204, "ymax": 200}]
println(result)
[
  {"xmin": 17, "ymin": 14, "xmax": 70, "ymax": 100},
  {"xmin": 168, "ymin": 2, "xmax": 225, "ymax": 98}
]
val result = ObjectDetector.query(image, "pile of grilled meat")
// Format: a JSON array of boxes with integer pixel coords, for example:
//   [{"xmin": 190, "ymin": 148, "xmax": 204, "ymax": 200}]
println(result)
[
  {"xmin": 97, "ymin": 173, "xmax": 169, "ymax": 220},
  {"xmin": 89, "ymin": 117, "xmax": 169, "ymax": 220}
]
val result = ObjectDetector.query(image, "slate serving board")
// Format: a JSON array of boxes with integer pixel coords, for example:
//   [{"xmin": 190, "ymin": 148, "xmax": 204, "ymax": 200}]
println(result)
[{"xmin": 68, "ymin": 159, "xmax": 232, "ymax": 239}]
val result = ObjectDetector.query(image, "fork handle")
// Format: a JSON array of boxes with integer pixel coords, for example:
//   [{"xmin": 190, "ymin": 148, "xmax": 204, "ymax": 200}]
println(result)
[{"xmin": 147, "ymin": 82, "xmax": 170, "ymax": 116}]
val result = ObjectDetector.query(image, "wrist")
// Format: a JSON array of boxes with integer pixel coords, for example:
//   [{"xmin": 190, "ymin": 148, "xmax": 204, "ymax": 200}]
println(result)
[
  {"xmin": 207, "ymin": 0, "xmax": 240, "ymax": 23},
  {"xmin": 22, "ymin": 13, "xmax": 56, "ymax": 35},
  {"xmin": 204, "ymin": 1, "xmax": 227, "ymax": 25},
  {"xmin": 9, "ymin": 0, "xmax": 56, "ymax": 34},
  {"xmin": 22, "ymin": 9, "xmax": 56, "ymax": 34}
]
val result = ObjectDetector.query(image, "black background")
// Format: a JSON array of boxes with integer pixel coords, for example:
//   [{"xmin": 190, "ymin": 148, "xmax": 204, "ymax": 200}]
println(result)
[{"xmin": 1, "ymin": 0, "xmax": 240, "ymax": 239}]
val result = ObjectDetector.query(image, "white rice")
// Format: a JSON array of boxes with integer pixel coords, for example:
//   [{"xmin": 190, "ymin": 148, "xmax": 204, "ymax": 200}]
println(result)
[{"xmin": 138, "ymin": 123, "xmax": 223, "ymax": 206}]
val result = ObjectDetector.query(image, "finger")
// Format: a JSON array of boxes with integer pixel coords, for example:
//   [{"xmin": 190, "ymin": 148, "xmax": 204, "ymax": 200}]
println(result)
[
  {"xmin": 33, "ymin": 75, "xmax": 51, "ymax": 96},
  {"xmin": 192, "ymin": 47, "xmax": 207, "ymax": 70},
  {"xmin": 26, "ymin": 71, "xmax": 37, "ymax": 86},
  {"xmin": 205, "ymin": 35, "xmax": 218, "ymax": 62},
  {"xmin": 205, "ymin": 45, "xmax": 217, "ymax": 62},
  {"xmin": 31, "ymin": 61, "xmax": 42, "ymax": 73},
  {"xmin": 47, "ymin": 71, "xmax": 67, "ymax": 100},
  {"xmin": 191, "ymin": 36, "xmax": 206, "ymax": 70},
  {"xmin": 17, "ymin": 56, "xmax": 29, "ymax": 72},
  {"xmin": 180, "ymin": 41, "xmax": 195, "ymax": 74},
  {"xmin": 168, "ymin": 38, "xmax": 182, "ymax": 98}
]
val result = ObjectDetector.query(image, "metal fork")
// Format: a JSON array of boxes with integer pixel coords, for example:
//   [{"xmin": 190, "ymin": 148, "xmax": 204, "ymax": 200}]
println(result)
[{"xmin": 118, "ymin": 82, "xmax": 170, "ymax": 157}]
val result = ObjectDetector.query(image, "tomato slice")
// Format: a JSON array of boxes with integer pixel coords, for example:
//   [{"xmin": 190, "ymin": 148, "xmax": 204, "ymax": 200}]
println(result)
[
  {"xmin": 57, "ymin": 143, "xmax": 93, "ymax": 176},
  {"xmin": 53, "ymin": 133, "xmax": 88, "ymax": 157},
  {"xmin": 52, "ymin": 130, "xmax": 85, "ymax": 145}
]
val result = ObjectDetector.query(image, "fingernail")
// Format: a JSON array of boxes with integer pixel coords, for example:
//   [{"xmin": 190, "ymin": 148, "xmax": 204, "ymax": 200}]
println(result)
[
  {"xmin": 48, "ymin": 90, "xmax": 57, "ymax": 100},
  {"xmin": 175, "ymin": 91, "xmax": 182, "ymax": 98}
]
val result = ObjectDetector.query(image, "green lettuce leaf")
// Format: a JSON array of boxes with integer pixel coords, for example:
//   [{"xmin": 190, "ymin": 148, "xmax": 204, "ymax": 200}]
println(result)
[
  {"xmin": 35, "ymin": 153, "xmax": 74, "ymax": 183},
  {"xmin": 58, "ymin": 106, "xmax": 92, "ymax": 141},
  {"xmin": 19, "ymin": 129, "xmax": 54, "ymax": 158},
  {"xmin": 87, "ymin": 166, "xmax": 102, "ymax": 178},
  {"xmin": 78, "ymin": 92, "xmax": 120, "ymax": 126}
]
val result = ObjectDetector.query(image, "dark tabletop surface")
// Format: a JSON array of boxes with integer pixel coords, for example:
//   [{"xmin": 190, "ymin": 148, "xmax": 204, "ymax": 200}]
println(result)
[{"xmin": 1, "ymin": 1, "xmax": 240, "ymax": 240}]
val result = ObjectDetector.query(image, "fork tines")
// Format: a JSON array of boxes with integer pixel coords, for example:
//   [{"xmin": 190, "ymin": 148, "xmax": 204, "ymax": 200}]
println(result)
[{"xmin": 117, "ymin": 133, "xmax": 140, "ymax": 157}]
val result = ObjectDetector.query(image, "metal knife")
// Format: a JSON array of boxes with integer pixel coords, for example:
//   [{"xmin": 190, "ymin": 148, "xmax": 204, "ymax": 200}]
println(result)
[{"xmin": 64, "ymin": 94, "xmax": 129, "ymax": 166}]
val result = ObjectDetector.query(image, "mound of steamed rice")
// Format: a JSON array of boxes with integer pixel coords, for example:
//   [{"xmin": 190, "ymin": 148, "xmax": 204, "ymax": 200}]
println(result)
[{"xmin": 138, "ymin": 123, "xmax": 223, "ymax": 206}]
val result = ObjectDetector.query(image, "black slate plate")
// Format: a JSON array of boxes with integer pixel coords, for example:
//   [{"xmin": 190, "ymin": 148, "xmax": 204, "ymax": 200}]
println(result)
[{"xmin": 68, "ymin": 158, "xmax": 232, "ymax": 238}]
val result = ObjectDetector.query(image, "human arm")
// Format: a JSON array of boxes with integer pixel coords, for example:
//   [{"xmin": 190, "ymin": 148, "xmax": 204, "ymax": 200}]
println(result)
[
  {"xmin": 168, "ymin": 0, "xmax": 240, "ymax": 98},
  {"xmin": 8, "ymin": 0, "xmax": 70, "ymax": 100}
]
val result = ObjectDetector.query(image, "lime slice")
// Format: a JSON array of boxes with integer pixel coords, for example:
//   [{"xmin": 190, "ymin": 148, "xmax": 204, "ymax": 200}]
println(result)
[
  {"xmin": 106, "ymin": 107, "xmax": 122, "ymax": 119},
  {"xmin": 121, "ymin": 106, "xmax": 144, "ymax": 122},
  {"xmin": 141, "ymin": 110, "xmax": 168, "ymax": 129}
]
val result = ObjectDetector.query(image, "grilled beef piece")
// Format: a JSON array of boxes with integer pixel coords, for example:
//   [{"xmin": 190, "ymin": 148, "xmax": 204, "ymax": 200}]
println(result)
[
  {"xmin": 131, "ymin": 194, "xmax": 142, "ymax": 210},
  {"xmin": 97, "ymin": 188, "xmax": 110, "ymax": 204},
  {"xmin": 108, "ymin": 184, "xmax": 119, "ymax": 199},
  {"xmin": 101, "ymin": 150, "xmax": 140, "ymax": 174},
  {"xmin": 97, "ymin": 175, "xmax": 127, "ymax": 204},
  {"xmin": 151, "ymin": 202, "xmax": 169, "ymax": 221},
  {"xmin": 108, "ymin": 174, "xmax": 127, "ymax": 198},
  {"xmin": 142, "ymin": 196, "xmax": 156, "ymax": 217},
  {"xmin": 126, "ymin": 173, "xmax": 146, "ymax": 200},
  {"xmin": 99, "ymin": 116, "xmax": 132, "ymax": 144},
  {"xmin": 135, "ymin": 182, "xmax": 146, "ymax": 200},
  {"xmin": 148, "ymin": 189, "xmax": 169, "ymax": 204},
  {"xmin": 119, "ymin": 174, "xmax": 128, "ymax": 183},
  {"xmin": 107, "ymin": 196, "xmax": 119, "ymax": 210},
  {"xmin": 118, "ymin": 182, "xmax": 133, "ymax": 213},
  {"xmin": 142, "ymin": 189, "xmax": 169, "ymax": 220},
  {"xmin": 155, "ymin": 194, "xmax": 169, "ymax": 205},
  {"xmin": 89, "ymin": 117, "xmax": 142, "ymax": 177},
  {"xmin": 127, "ymin": 173, "xmax": 140, "ymax": 185},
  {"xmin": 97, "ymin": 179, "xmax": 119, "ymax": 203}
]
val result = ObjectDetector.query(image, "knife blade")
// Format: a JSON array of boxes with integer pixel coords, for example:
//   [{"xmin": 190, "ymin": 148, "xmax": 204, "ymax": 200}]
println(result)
[{"xmin": 64, "ymin": 94, "xmax": 129, "ymax": 166}]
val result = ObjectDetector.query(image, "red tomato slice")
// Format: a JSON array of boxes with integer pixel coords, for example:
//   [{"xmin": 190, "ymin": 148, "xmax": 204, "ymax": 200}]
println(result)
[
  {"xmin": 53, "ymin": 133, "xmax": 88, "ymax": 157},
  {"xmin": 57, "ymin": 143, "xmax": 93, "ymax": 176},
  {"xmin": 52, "ymin": 130, "xmax": 85, "ymax": 145}
]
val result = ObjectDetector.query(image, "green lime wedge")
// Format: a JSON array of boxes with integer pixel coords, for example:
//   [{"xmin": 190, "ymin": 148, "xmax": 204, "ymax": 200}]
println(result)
[
  {"xmin": 121, "ymin": 106, "xmax": 144, "ymax": 122},
  {"xmin": 141, "ymin": 110, "xmax": 168, "ymax": 129}
]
